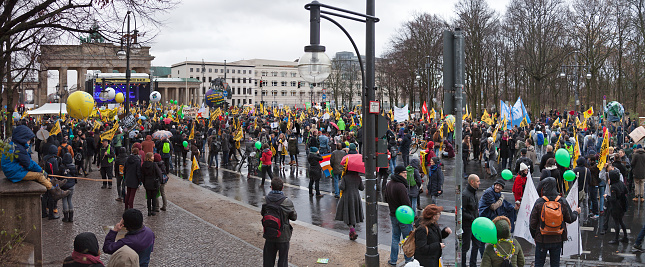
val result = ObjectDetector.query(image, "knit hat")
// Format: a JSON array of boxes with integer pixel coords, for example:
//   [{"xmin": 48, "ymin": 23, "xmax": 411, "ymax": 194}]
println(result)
[
  {"xmin": 122, "ymin": 209, "xmax": 143, "ymax": 231},
  {"xmin": 349, "ymin": 143, "xmax": 357, "ymax": 151},
  {"xmin": 310, "ymin": 147, "xmax": 318, "ymax": 153},
  {"xmin": 394, "ymin": 165, "xmax": 407, "ymax": 175},
  {"xmin": 493, "ymin": 216, "xmax": 511, "ymax": 239},
  {"xmin": 154, "ymin": 153, "xmax": 162, "ymax": 162},
  {"xmin": 73, "ymin": 232, "xmax": 100, "ymax": 256},
  {"xmin": 422, "ymin": 204, "xmax": 444, "ymax": 219},
  {"xmin": 519, "ymin": 162, "xmax": 529, "ymax": 172},
  {"xmin": 488, "ymin": 137, "xmax": 494, "ymax": 143},
  {"xmin": 494, "ymin": 179, "xmax": 506, "ymax": 189},
  {"xmin": 638, "ymin": 144, "xmax": 643, "ymax": 149}
]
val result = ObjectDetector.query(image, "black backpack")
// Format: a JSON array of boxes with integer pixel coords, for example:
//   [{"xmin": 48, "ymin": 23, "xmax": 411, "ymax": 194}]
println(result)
[{"xmin": 261, "ymin": 198, "xmax": 286, "ymax": 239}]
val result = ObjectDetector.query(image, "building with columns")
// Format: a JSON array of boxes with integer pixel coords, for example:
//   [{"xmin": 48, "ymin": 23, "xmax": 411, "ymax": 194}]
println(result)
[
  {"xmin": 37, "ymin": 43, "xmax": 154, "ymax": 106},
  {"xmin": 153, "ymin": 77, "xmax": 202, "ymax": 105}
]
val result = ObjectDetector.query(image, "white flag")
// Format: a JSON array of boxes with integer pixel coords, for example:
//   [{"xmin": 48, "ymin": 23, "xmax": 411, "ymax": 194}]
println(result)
[
  {"xmin": 563, "ymin": 179, "xmax": 583, "ymax": 257},
  {"xmin": 515, "ymin": 176, "xmax": 539, "ymax": 245}
]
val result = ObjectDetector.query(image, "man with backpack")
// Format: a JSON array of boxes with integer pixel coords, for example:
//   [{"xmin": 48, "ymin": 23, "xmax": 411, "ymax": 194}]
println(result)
[
  {"xmin": 207, "ymin": 133, "xmax": 220, "ymax": 169},
  {"xmin": 529, "ymin": 177, "xmax": 580, "ymax": 267},
  {"xmin": 261, "ymin": 178, "xmax": 297, "ymax": 267},
  {"xmin": 57, "ymin": 139, "xmax": 74, "ymax": 158}
]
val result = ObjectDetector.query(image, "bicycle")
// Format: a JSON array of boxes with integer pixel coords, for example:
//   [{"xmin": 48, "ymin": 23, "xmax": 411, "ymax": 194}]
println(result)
[
  {"xmin": 409, "ymin": 135, "xmax": 427, "ymax": 154},
  {"xmin": 236, "ymin": 140, "xmax": 259, "ymax": 176}
]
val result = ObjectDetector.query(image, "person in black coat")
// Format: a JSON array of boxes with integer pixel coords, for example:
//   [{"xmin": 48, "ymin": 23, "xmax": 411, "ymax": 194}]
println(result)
[
  {"xmin": 462, "ymin": 174, "xmax": 481, "ymax": 267},
  {"xmin": 415, "ymin": 204, "xmax": 452, "ymax": 267},
  {"xmin": 141, "ymin": 152, "xmax": 162, "ymax": 216},
  {"xmin": 123, "ymin": 147, "xmax": 142, "ymax": 210},
  {"xmin": 539, "ymin": 145, "xmax": 554, "ymax": 172},
  {"xmin": 63, "ymin": 232, "xmax": 104, "ymax": 267},
  {"xmin": 426, "ymin": 157, "xmax": 444, "ymax": 204},
  {"xmin": 307, "ymin": 147, "xmax": 323, "ymax": 197},
  {"xmin": 606, "ymin": 170, "xmax": 629, "ymax": 244}
]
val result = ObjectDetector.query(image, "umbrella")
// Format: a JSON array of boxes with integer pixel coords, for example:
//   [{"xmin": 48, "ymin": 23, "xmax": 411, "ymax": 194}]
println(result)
[
  {"xmin": 329, "ymin": 121, "xmax": 339, "ymax": 130},
  {"xmin": 152, "ymin": 130, "xmax": 173, "ymax": 140},
  {"xmin": 349, "ymin": 111, "xmax": 355, "ymax": 115},
  {"xmin": 340, "ymin": 154, "xmax": 365, "ymax": 174},
  {"xmin": 128, "ymin": 130, "xmax": 140, "ymax": 139},
  {"xmin": 163, "ymin": 117, "xmax": 172, "ymax": 124},
  {"xmin": 36, "ymin": 129, "xmax": 50, "ymax": 141},
  {"xmin": 139, "ymin": 115, "xmax": 147, "ymax": 120}
]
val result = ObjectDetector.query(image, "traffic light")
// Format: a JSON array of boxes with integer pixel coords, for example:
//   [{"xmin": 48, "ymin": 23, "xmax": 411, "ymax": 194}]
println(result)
[
  {"xmin": 322, "ymin": 102, "xmax": 326, "ymax": 109},
  {"xmin": 297, "ymin": 81, "xmax": 301, "ymax": 88},
  {"xmin": 259, "ymin": 80, "xmax": 263, "ymax": 87}
]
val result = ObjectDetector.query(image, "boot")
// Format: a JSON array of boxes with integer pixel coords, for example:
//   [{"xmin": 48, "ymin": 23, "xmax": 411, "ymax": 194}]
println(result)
[
  {"xmin": 147, "ymin": 200, "xmax": 152, "ymax": 216},
  {"xmin": 48, "ymin": 186, "xmax": 70, "ymax": 200},
  {"xmin": 62, "ymin": 211, "xmax": 69, "ymax": 222},
  {"xmin": 68, "ymin": 211, "xmax": 74, "ymax": 223}
]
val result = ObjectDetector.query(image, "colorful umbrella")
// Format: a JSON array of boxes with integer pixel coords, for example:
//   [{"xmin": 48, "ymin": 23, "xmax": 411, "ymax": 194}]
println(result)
[
  {"xmin": 341, "ymin": 153, "xmax": 365, "ymax": 174},
  {"xmin": 152, "ymin": 130, "xmax": 173, "ymax": 140},
  {"xmin": 162, "ymin": 117, "xmax": 172, "ymax": 124},
  {"xmin": 329, "ymin": 121, "xmax": 338, "ymax": 129}
]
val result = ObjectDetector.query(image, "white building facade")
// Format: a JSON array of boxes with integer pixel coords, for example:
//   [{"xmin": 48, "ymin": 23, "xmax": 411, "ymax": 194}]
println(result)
[{"xmin": 170, "ymin": 61, "xmax": 255, "ymax": 106}]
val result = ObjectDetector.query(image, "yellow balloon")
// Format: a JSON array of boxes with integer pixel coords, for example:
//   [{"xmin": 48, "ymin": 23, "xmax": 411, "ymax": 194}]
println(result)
[
  {"xmin": 115, "ymin": 92, "xmax": 125, "ymax": 103},
  {"xmin": 66, "ymin": 91, "xmax": 96, "ymax": 120}
]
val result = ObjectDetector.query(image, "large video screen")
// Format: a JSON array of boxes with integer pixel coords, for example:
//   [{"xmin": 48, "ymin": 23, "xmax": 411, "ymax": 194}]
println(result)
[{"xmin": 91, "ymin": 81, "xmax": 150, "ymax": 104}]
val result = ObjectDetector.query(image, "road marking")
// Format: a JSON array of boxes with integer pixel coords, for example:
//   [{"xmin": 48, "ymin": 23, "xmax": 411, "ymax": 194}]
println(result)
[{"xmin": 616, "ymin": 253, "xmax": 636, "ymax": 257}]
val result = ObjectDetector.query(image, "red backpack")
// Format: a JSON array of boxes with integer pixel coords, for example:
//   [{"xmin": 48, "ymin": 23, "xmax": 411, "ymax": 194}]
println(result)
[{"xmin": 261, "ymin": 198, "xmax": 286, "ymax": 239}]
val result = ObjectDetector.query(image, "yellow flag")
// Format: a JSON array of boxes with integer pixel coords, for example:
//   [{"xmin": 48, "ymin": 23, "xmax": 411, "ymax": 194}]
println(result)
[
  {"xmin": 481, "ymin": 110, "xmax": 494, "ymax": 125},
  {"xmin": 597, "ymin": 129, "xmax": 610, "ymax": 170},
  {"xmin": 50, "ymin": 121, "xmax": 61, "ymax": 136},
  {"xmin": 188, "ymin": 120, "xmax": 195, "ymax": 140},
  {"xmin": 93, "ymin": 120, "xmax": 102, "ymax": 132},
  {"xmin": 100, "ymin": 122, "xmax": 119, "ymax": 141},
  {"xmin": 583, "ymin": 107, "xmax": 594, "ymax": 119},
  {"xmin": 573, "ymin": 133, "xmax": 581, "ymax": 168},
  {"xmin": 429, "ymin": 108, "xmax": 436, "ymax": 120},
  {"xmin": 520, "ymin": 116, "xmax": 529, "ymax": 128},
  {"xmin": 189, "ymin": 155, "xmax": 200, "ymax": 182},
  {"xmin": 554, "ymin": 132, "xmax": 562, "ymax": 151},
  {"xmin": 552, "ymin": 118, "xmax": 560, "ymax": 128}
]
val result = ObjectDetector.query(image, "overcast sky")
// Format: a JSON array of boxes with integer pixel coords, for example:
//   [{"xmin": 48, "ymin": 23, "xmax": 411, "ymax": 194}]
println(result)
[
  {"xmin": 47, "ymin": 0, "xmax": 510, "ymax": 96},
  {"xmin": 149, "ymin": 0, "xmax": 510, "ymax": 66}
]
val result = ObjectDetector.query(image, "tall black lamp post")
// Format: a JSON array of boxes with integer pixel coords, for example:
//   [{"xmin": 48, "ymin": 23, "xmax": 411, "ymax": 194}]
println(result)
[
  {"xmin": 116, "ymin": 11, "xmax": 141, "ymax": 115},
  {"xmin": 299, "ymin": 1, "xmax": 379, "ymax": 265}
]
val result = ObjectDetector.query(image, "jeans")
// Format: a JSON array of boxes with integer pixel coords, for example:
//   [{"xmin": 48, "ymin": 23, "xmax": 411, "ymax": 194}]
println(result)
[
  {"xmin": 263, "ymin": 241, "xmax": 289, "ymax": 267},
  {"xmin": 333, "ymin": 173, "xmax": 341, "ymax": 197},
  {"xmin": 100, "ymin": 167, "xmax": 113, "ymax": 186},
  {"xmin": 488, "ymin": 159, "xmax": 497, "ymax": 176},
  {"xmin": 599, "ymin": 181, "xmax": 606, "ymax": 212},
  {"xmin": 115, "ymin": 175, "xmax": 125, "ymax": 199},
  {"xmin": 138, "ymin": 244, "xmax": 153, "ymax": 267},
  {"xmin": 534, "ymin": 242, "xmax": 562, "ymax": 267},
  {"xmin": 589, "ymin": 186, "xmax": 599, "ymax": 215},
  {"xmin": 261, "ymin": 164, "xmax": 274, "ymax": 184},
  {"xmin": 501, "ymin": 157, "xmax": 509, "ymax": 170},
  {"xmin": 208, "ymin": 151, "xmax": 219, "ymax": 167},
  {"xmin": 61, "ymin": 186, "xmax": 74, "ymax": 212},
  {"xmin": 402, "ymin": 153, "xmax": 410, "ymax": 167},
  {"xmin": 389, "ymin": 216, "xmax": 413, "ymax": 264},
  {"xmin": 159, "ymin": 183, "xmax": 167, "ymax": 209},
  {"xmin": 635, "ymin": 223, "xmax": 645, "ymax": 246},
  {"xmin": 222, "ymin": 150, "xmax": 230, "ymax": 165},
  {"xmin": 462, "ymin": 225, "xmax": 481, "ymax": 267},
  {"xmin": 409, "ymin": 196, "xmax": 417, "ymax": 214},
  {"xmin": 389, "ymin": 155, "xmax": 398, "ymax": 175}
]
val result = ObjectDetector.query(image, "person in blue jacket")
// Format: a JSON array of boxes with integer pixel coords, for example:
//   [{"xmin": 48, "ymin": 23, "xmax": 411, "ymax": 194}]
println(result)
[{"xmin": 1, "ymin": 125, "xmax": 68, "ymax": 199}]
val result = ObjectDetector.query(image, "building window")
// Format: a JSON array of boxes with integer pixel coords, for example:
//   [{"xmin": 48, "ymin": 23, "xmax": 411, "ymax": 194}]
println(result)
[
  {"xmin": 190, "ymin": 76, "xmax": 193, "ymax": 79},
  {"xmin": 243, "ymin": 70, "xmax": 247, "ymax": 74},
  {"xmin": 312, "ymin": 83, "xmax": 317, "ymax": 87},
  {"xmin": 238, "ymin": 70, "xmax": 241, "ymax": 74},
  {"xmin": 262, "ymin": 90, "xmax": 267, "ymax": 96},
  {"xmin": 262, "ymin": 71, "xmax": 268, "ymax": 76},
  {"xmin": 190, "ymin": 68, "xmax": 193, "ymax": 72},
  {"xmin": 272, "ymin": 91, "xmax": 277, "ymax": 96},
  {"xmin": 238, "ymin": 88, "xmax": 241, "ymax": 95},
  {"xmin": 281, "ymin": 91, "xmax": 287, "ymax": 96},
  {"xmin": 227, "ymin": 69, "xmax": 230, "ymax": 73},
  {"xmin": 209, "ymin": 68, "xmax": 212, "ymax": 73},
  {"xmin": 177, "ymin": 70, "xmax": 180, "ymax": 74},
  {"xmin": 208, "ymin": 77, "xmax": 212, "ymax": 82},
  {"xmin": 231, "ymin": 78, "xmax": 235, "ymax": 83},
  {"xmin": 214, "ymin": 69, "xmax": 218, "ymax": 73},
  {"xmin": 281, "ymin": 81, "xmax": 287, "ymax": 86},
  {"xmin": 243, "ymin": 78, "xmax": 247, "ymax": 83},
  {"xmin": 271, "ymin": 81, "xmax": 278, "ymax": 86},
  {"xmin": 202, "ymin": 77, "xmax": 206, "ymax": 82},
  {"xmin": 249, "ymin": 100, "xmax": 252, "ymax": 104},
  {"xmin": 249, "ymin": 70, "xmax": 253, "ymax": 75},
  {"xmin": 281, "ymin": 71, "xmax": 287, "ymax": 77},
  {"xmin": 243, "ymin": 99, "xmax": 247, "ymax": 104},
  {"xmin": 300, "ymin": 92, "xmax": 305, "ymax": 97},
  {"xmin": 317, "ymin": 92, "xmax": 322, "ymax": 96},
  {"xmin": 290, "ymin": 81, "xmax": 297, "ymax": 87},
  {"xmin": 262, "ymin": 80, "xmax": 267, "ymax": 87},
  {"xmin": 221, "ymin": 69, "xmax": 224, "ymax": 73},
  {"xmin": 291, "ymin": 72, "xmax": 298, "ymax": 77},
  {"xmin": 242, "ymin": 88, "xmax": 246, "ymax": 94},
  {"xmin": 271, "ymin": 71, "xmax": 278, "ymax": 77},
  {"xmin": 291, "ymin": 91, "xmax": 297, "ymax": 96}
]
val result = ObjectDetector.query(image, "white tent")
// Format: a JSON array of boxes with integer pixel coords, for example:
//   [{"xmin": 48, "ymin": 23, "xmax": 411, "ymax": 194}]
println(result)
[{"xmin": 28, "ymin": 103, "xmax": 66, "ymax": 115}]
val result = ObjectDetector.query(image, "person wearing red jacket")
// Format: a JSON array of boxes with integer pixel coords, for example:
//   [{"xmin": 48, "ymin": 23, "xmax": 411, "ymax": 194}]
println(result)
[
  {"xmin": 512, "ymin": 162, "xmax": 530, "ymax": 202},
  {"xmin": 260, "ymin": 143, "xmax": 274, "ymax": 186}
]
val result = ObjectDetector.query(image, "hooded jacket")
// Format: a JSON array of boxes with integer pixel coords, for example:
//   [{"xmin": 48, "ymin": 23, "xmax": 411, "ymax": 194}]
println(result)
[
  {"xmin": 481, "ymin": 217, "xmax": 525, "ymax": 267},
  {"xmin": 539, "ymin": 151, "xmax": 555, "ymax": 172},
  {"xmin": 124, "ymin": 154, "xmax": 142, "ymax": 188},
  {"xmin": 141, "ymin": 135, "xmax": 155, "ymax": 154},
  {"xmin": 607, "ymin": 170, "xmax": 628, "ymax": 218},
  {"xmin": 61, "ymin": 153, "xmax": 78, "ymax": 190},
  {"xmin": 529, "ymin": 177, "xmax": 578, "ymax": 244},
  {"xmin": 330, "ymin": 148, "xmax": 347, "ymax": 175},
  {"xmin": 262, "ymin": 191, "xmax": 297, "ymax": 243},
  {"xmin": 385, "ymin": 173, "xmax": 411, "ymax": 217},
  {"xmin": 1, "ymin": 125, "xmax": 42, "ymax": 182},
  {"xmin": 41, "ymin": 144, "xmax": 61, "ymax": 175},
  {"xmin": 427, "ymin": 160, "xmax": 444, "ymax": 196},
  {"xmin": 408, "ymin": 158, "xmax": 422, "ymax": 198},
  {"xmin": 141, "ymin": 161, "xmax": 161, "ymax": 191},
  {"xmin": 632, "ymin": 149, "xmax": 645, "ymax": 180},
  {"xmin": 114, "ymin": 147, "xmax": 129, "ymax": 178},
  {"xmin": 260, "ymin": 148, "xmax": 272, "ymax": 166},
  {"xmin": 573, "ymin": 157, "xmax": 590, "ymax": 193}
]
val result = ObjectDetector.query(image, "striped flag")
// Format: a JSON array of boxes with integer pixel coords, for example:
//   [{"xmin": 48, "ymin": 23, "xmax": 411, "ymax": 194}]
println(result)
[{"xmin": 319, "ymin": 153, "xmax": 333, "ymax": 177}]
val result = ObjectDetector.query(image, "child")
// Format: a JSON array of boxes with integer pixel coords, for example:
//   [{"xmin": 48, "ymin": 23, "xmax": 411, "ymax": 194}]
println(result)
[{"xmin": 60, "ymin": 153, "xmax": 78, "ymax": 223}]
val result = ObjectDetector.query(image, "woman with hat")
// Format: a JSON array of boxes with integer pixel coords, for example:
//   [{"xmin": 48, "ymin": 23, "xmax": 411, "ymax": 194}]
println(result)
[
  {"xmin": 334, "ymin": 167, "xmax": 364, "ymax": 240},
  {"xmin": 63, "ymin": 232, "xmax": 104, "ymax": 266},
  {"xmin": 484, "ymin": 137, "xmax": 498, "ymax": 179},
  {"xmin": 414, "ymin": 204, "xmax": 452, "ymax": 267},
  {"xmin": 426, "ymin": 157, "xmax": 444, "ymax": 205},
  {"xmin": 481, "ymin": 216, "xmax": 525, "ymax": 267}
]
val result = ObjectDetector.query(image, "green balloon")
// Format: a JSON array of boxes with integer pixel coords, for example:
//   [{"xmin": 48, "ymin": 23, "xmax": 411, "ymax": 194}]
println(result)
[
  {"xmin": 395, "ymin": 205, "xmax": 414, "ymax": 224},
  {"xmin": 564, "ymin": 170, "xmax": 576, "ymax": 182},
  {"xmin": 472, "ymin": 217, "xmax": 497, "ymax": 244},
  {"xmin": 501, "ymin": 169, "xmax": 513, "ymax": 180},
  {"xmin": 555, "ymin": 148, "xmax": 571, "ymax": 168},
  {"xmin": 255, "ymin": 141, "xmax": 262, "ymax": 150},
  {"xmin": 183, "ymin": 141, "xmax": 188, "ymax": 148}
]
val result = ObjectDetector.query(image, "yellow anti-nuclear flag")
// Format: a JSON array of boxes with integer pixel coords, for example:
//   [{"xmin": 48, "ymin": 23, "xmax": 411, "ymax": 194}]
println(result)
[
  {"xmin": 188, "ymin": 120, "xmax": 195, "ymax": 140},
  {"xmin": 481, "ymin": 110, "xmax": 494, "ymax": 125},
  {"xmin": 189, "ymin": 155, "xmax": 200, "ymax": 182},
  {"xmin": 572, "ymin": 133, "xmax": 581, "ymax": 168},
  {"xmin": 552, "ymin": 117, "xmax": 560, "ymax": 128},
  {"xmin": 93, "ymin": 120, "xmax": 102, "ymax": 132},
  {"xmin": 584, "ymin": 107, "xmax": 594, "ymax": 119},
  {"xmin": 100, "ymin": 122, "xmax": 119, "ymax": 141},
  {"xmin": 50, "ymin": 120, "xmax": 62, "ymax": 136},
  {"xmin": 597, "ymin": 129, "xmax": 610, "ymax": 170},
  {"xmin": 429, "ymin": 108, "xmax": 436, "ymax": 120},
  {"xmin": 520, "ymin": 116, "xmax": 529, "ymax": 128}
]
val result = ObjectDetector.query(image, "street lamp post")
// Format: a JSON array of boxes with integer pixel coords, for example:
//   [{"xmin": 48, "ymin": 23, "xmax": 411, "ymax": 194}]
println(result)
[
  {"xmin": 116, "ymin": 11, "xmax": 140, "ymax": 115},
  {"xmin": 299, "ymin": 1, "xmax": 379, "ymax": 265},
  {"xmin": 559, "ymin": 51, "xmax": 591, "ymax": 114},
  {"xmin": 56, "ymin": 84, "xmax": 68, "ymax": 118}
]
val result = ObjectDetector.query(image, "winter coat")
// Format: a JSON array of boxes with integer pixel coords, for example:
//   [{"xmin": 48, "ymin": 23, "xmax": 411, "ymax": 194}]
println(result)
[
  {"xmin": 124, "ymin": 154, "xmax": 142, "ymax": 189},
  {"xmin": 114, "ymin": 148, "xmax": 128, "ymax": 178},
  {"xmin": 573, "ymin": 158, "xmax": 590, "ymax": 193},
  {"xmin": 61, "ymin": 153, "xmax": 78, "ymax": 190},
  {"xmin": 462, "ymin": 184, "xmax": 479, "ymax": 226},
  {"xmin": 481, "ymin": 219, "xmax": 524, "ymax": 267},
  {"xmin": 414, "ymin": 223, "xmax": 450, "ymax": 267},
  {"xmin": 443, "ymin": 140, "xmax": 455, "ymax": 158},
  {"xmin": 399, "ymin": 133, "xmax": 412, "ymax": 154},
  {"xmin": 103, "ymin": 226, "xmax": 155, "ymax": 261},
  {"xmin": 41, "ymin": 144, "xmax": 61, "ymax": 175},
  {"xmin": 499, "ymin": 138, "xmax": 512, "ymax": 158},
  {"xmin": 262, "ymin": 191, "xmax": 297, "ymax": 243},
  {"xmin": 260, "ymin": 148, "xmax": 273, "ymax": 166},
  {"xmin": 529, "ymin": 177, "xmax": 578, "ymax": 244},
  {"xmin": 632, "ymin": 149, "xmax": 645, "ymax": 180},
  {"xmin": 479, "ymin": 185, "xmax": 516, "ymax": 223},
  {"xmin": 98, "ymin": 144, "xmax": 115, "ymax": 168},
  {"xmin": 514, "ymin": 156, "xmax": 534, "ymax": 174},
  {"xmin": 607, "ymin": 171, "xmax": 628, "ymax": 219},
  {"xmin": 385, "ymin": 173, "xmax": 411, "ymax": 217},
  {"xmin": 141, "ymin": 135, "xmax": 155, "ymax": 154},
  {"xmin": 330, "ymin": 149, "xmax": 347, "ymax": 176},
  {"xmin": 427, "ymin": 164, "xmax": 444, "ymax": 196},
  {"xmin": 526, "ymin": 145, "xmax": 538, "ymax": 167},
  {"xmin": 141, "ymin": 161, "xmax": 161, "ymax": 191},
  {"xmin": 539, "ymin": 151, "xmax": 555, "ymax": 172},
  {"xmin": 288, "ymin": 137, "xmax": 298, "ymax": 155},
  {"xmin": 1, "ymin": 125, "xmax": 42, "ymax": 182},
  {"xmin": 512, "ymin": 174, "xmax": 528, "ymax": 202},
  {"xmin": 335, "ymin": 171, "xmax": 364, "ymax": 225},
  {"xmin": 308, "ymin": 152, "xmax": 323, "ymax": 181},
  {"xmin": 408, "ymin": 158, "xmax": 422, "ymax": 198}
]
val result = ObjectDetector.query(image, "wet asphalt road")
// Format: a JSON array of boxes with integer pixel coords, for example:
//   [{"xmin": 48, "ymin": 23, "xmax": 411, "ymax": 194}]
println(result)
[{"xmin": 171, "ymin": 144, "xmax": 645, "ymax": 265}]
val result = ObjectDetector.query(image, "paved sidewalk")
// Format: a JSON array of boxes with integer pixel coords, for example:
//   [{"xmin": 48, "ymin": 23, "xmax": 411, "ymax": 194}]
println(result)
[{"xmin": 41, "ymin": 171, "xmax": 264, "ymax": 266}]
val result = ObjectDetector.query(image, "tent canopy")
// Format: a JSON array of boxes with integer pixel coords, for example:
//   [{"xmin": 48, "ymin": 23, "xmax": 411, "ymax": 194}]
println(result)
[{"xmin": 28, "ymin": 103, "xmax": 66, "ymax": 115}]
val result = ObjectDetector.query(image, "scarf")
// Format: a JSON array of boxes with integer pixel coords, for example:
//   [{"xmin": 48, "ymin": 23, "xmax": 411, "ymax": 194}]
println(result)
[
  {"xmin": 428, "ymin": 164, "xmax": 438, "ymax": 178},
  {"xmin": 71, "ymin": 251, "xmax": 103, "ymax": 265}
]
